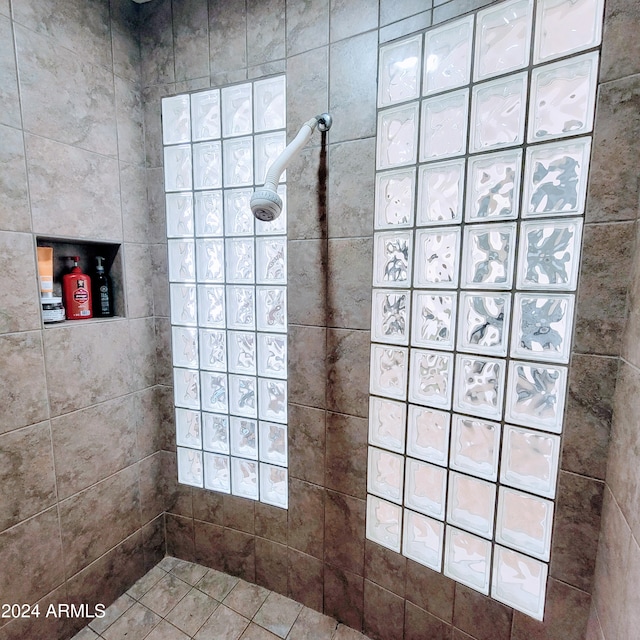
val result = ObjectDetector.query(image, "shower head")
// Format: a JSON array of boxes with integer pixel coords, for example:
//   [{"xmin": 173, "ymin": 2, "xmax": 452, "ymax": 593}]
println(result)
[{"xmin": 251, "ymin": 113, "xmax": 332, "ymax": 222}]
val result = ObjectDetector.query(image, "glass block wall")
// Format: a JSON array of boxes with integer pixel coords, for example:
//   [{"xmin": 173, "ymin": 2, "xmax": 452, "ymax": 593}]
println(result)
[
  {"xmin": 367, "ymin": 0, "xmax": 604, "ymax": 620},
  {"xmin": 162, "ymin": 76, "xmax": 289, "ymax": 509}
]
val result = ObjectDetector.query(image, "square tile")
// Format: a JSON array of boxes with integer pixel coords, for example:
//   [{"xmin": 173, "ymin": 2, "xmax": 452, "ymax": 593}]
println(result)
[{"xmin": 253, "ymin": 592, "xmax": 303, "ymax": 639}]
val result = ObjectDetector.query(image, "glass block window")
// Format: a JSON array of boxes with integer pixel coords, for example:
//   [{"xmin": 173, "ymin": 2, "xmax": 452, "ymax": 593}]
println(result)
[
  {"xmin": 162, "ymin": 76, "xmax": 289, "ymax": 509},
  {"xmin": 369, "ymin": 0, "xmax": 604, "ymax": 620}
]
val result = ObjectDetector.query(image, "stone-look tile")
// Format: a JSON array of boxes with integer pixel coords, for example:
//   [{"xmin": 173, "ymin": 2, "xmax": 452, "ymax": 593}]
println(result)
[
  {"xmin": 255, "ymin": 502, "xmax": 288, "ymax": 545},
  {"xmin": 247, "ymin": 0, "xmax": 285, "ymax": 66},
  {"xmin": 208, "ymin": 0, "xmax": 247, "ymax": 75},
  {"xmin": 405, "ymin": 559, "xmax": 455, "ymax": 624},
  {"xmin": 325, "ymin": 490, "xmax": 366, "ymax": 576},
  {"xmin": 155, "ymin": 317, "xmax": 173, "ymax": 386},
  {"xmin": 0, "ymin": 507, "xmax": 64, "ymax": 606},
  {"xmin": 327, "ymin": 329, "xmax": 371, "ymax": 418},
  {"xmin": 404, "ymin": 602, "xmax": 451, "ymax": 640},
  {"xmin": 0, "ymin": 16, "xmax": 21, "ymax": 129},
  {"xmin": 134, "ymin": 387, "xmax": 164, "ymax": 459},
  {"xmin": 166, "ymin": 586, "xmax": 219, "ymax": 636},
  {"xmin": 330, "ymin": 0, "xmax": 378, "ymax": 41},
  {"xmin": 139, "ymin": 452, "xmax": 167, "ymax": 525},
  {"xmin": 194, "ymin": 520, "xmax": 224, "ymax": 571},
  {"xmin": 333, "ymin": 626, "xmax": 370, "ymax": 640},
  {"xmin": 288, "ymin": 404, "xmax": 325, "ymax": 486},
  {"xmin": 193, "ymin": 488, "xmax": 224, "ymax": 525},
  {"xmin": 129, "ymin": 317, "xmax": 157, "ymax": 390},
  {"xmin": 288, "ymin": 606, "xmax": 337, "ymax": 640},
  {"xmin": 121, "ymin": 164, "xmax": 150, "ymax": 243},
  {"xmin": 623, "ymin": 226, "xmax": 640, "ymax": 368},
  {"xmin": 288, "ymin": 478, "xmax": 324, "ymax": 559},
  {"xmin": 585, "ymin": 606, "xmax": 605, "ymax": 640},
  {"xmin": 145, "ymin": 620, "xmax": 191, "ymax": 640},
  {"xmin": 363, "ymin": 580, "xmax": 404, "ymax": 640},
  {"xmin": 116, "ymin": 76, "xmax": 145, "ymax": 167},
  {"xmin": 151, "ymin": 243, "xmax": 170, "ymax": 317},
  {"xmin": 73, "ymin": 626, "xmax": 100, "ymax": 639},
  {"xmin": 329, "ymin": 32, "xmax": 377, "ymax": 143},
  {"xmin": 171, "ymin": 559, "xmax": 209, "ymax": 585},
  {"xmin": 574, "ymin": 222, "xmax": 635, "ymax": 355},
  {"xmin": 241, "ymin": 622, "xmax": 284, "ymax": 640},
  {"xmin": 128, "ymin": 565, "xmax": 169, "ymax": 600},
  {"xmin": 379, "ymin": 11, "xmax": 432, "ymax": 43},
  {"xmin": 51, "ymin": 395, "xmax": 137, "ymax": 499},
  {"xmin": 224, "ymin": 494, "xmax": 256, "ymax": 534},
  {"xmin": 288, "ymin": 240, "xmax": 326, "ymax": 326},
  {"xmin": 0, "ymin": 331, "xmax": 49, "ymax": 434},
  {"xmin": 194, "ymin": 605, "xmax": 249, "ymax": 640},
  {"xmin": 0, "ymin": 126, "xmax": 30, "ymax": 232},
  {"xmin": 43, "ymin": 320, "xmax": 133, "ymax": 416},
  {"xmin": 211, "ymin": 69, "xmax": 248, "ymax": 88},
  {"xmin": 253, "ymin": 591, "xmax": 303, "ymax": 639},
  {"xmin": 550, "ymin": 471, "xmax": 604, "ymax": 592},
  {"xmin": 89, "ymin": 592, "xmax": 135, "ymax": 634},
  {"xmin": 286, "ymin": 0, "xmax": 329, "ymax": 57},
  {"xmin": 102, "ymin": 602, "xmax": 162, "ymax": 640},
  {"xmin": 167, "ymin": 514, "xmax": 195, "ymax": 561},
  {"xmin": 59, "ymin": 465, "xmax": 142, "ymax": 576},
  {"xmin": 26, "ymin": 134, "xmax": 122, "ymax": 242},
  {"xmin": 143, "ymin": 85, "xmax": 175, "ymax": 170},
  {"xmin": 139, "ymin": 572, "xmax": 191, "ymax": 616},
  {"xmin": 111, "ymin": 6, "xmax": 142, "ymax": 84},
  {"xmin": 223, "ymin": 528, "xmax": 256, "ymax": 582},
  {"xmin": 288, "ymin": 325, "xmax": 327, "ymax": 408},
  {"xmin": 326, "ymin": 412, "xmax": 367, "ymax": 499},
  {"xmin": 453, "ymin": 584, "xmax": 512, "ymax": 640},
  {"xmin": 619, "ymin": 531, "xmax": 640, "ymax": 640},
  {"xmin": 15, "ymin": 25, "xmax": 117, "ymax": 157},
  {"xmin": 0, "ymin": 0, "xmax": 7, "ymax": 16},
  {"xmin": 195, "ymin": 568, "xmax": 237, "ymax": 602},
  {"xmin": 162, "ymin": 452, "xmax": 194, "ymax": 516},
  {"xmin": 288, "ymin": 549, "xmax": 323, "ymax": 612},
  {"xmin": 562, "ymin": 354, "xmax": 617, "ymax": 479},
  {"xmin": 142, "ymin": 516, "xmax": 166, "ymax": 572},
  {"xmin": 255, "ymin": 538, "xmax": 288, "ymax": 596},
  {"xmin": 224, "ymin": 579, "xmax": 270, "ymax": 618},
  {"xmin": 433, "ymin": 0, "xmax": 495, "ymax": 24},
  {"xmin": 601, "ymin": 0, "xmax": 640, "ymax": 82},
  {"xmin": 124, "ymin": 244, "xmax": 155, "ymax": 318},
  {"xmin": 324, "ymin": 565, "xmax": 364, "ymax": 632},
  {"xmin": 173, "ymin": 0, "xmax": 209, "ymax": 81},
  {"xmin": 364, "ymin": 541, "xmax": 406, "ymax": 599},
  {"xmin": 174, "ymin": 77, "xmax": 212, "ymax": 93},
  {"xmin": 140, "ymin": 0, "xmax": 174, "ymax": 86},
  {"xmin": 380, "ymin": 0, "xmax": 429, "ymax": 25}
]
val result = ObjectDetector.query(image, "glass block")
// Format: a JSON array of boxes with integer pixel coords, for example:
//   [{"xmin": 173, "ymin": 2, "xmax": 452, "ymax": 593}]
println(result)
[
  {"xmin": 227, "ymin": 331, "xmax": 256, "ymax": 375},
  {"xmin": 259, "ymin": 421, "xmax": 287, "ymax": 466},
  {"xmin": 254, "ymin": 75, "xmax": 286, "ymax": 132},
  {"xmin": 453, "ymin": 355, "xmax": 505, "ymax": 420},
  {"xmin": 223, "ymin": 137, "xmax": 253, "ymax": 187},
  {"xmin": 368, "ymin": 447, "xmax": 405, "ymax": 504},
  {"xmin": 534, "ymin": 0, "xmax": 604, "ymax": 64},
  {"xmin": 166, "ymin": 193, "xmax": 194, "ymax": 238},
  {"xmin": 171, "ymin": 283, "xmax": 197, "ymax": 327},
  {"xmin": 197, "ymin": 284, "xmax": 225, "ymax": 328},
  {"xmin": 505, "ymin": 361, "xmax": 567, "ymax": 433},
  {"xmin": 373, "ymin": 230, "xmax": 413, "ymax": 288},
  {"xmin": 231, "ymin": 457, "xmax": 258, "ymax": 500},
  {"xmin": 414, "ymin": 228, "xmax": 461, "ymax": 288},
  {"xmin": 376, "ymin": 103, "xmax": 419, "ymax": 169},
  {"xmin": 450, "ymin": 415, "xmax": 501, "ymax": 481},
  {"xmin": 444, "ymin": 526, "xmax": 492, "ymax": 594},
  {"xmin": 466, "ymin": 149, "xmax": 522, "ymax": 222},
  {"xmin": 375, "ymin": 168, "xmax": 416, "ymax": 229},
  {"xmin": 419, "ymin": 89, "xmax": 469, "ymax": 161},
  {"xmin": 175, "ymin": 408, "xmax": 202, "ymax": 449},
  {"xmin": 260, "ymin": 463, "xmax": 288, "ymax": 508},
  {"xmin": 470, "ymin": 73, "xmax": 526, "ymax": 152},
  {"xmin": 174, "ymin": 367, "xmax": 200, "ymax": 410},
  {"xmin": 193, "ymin": 141, "xmax": 222, "ymax": 190},
  {"xmin": 200, "ymin": 371, "xmax": 228, "ymax": 414},
  {"xmin": 529, "ymin": 53, "xmax": 598, "ymax": 142},
  {"xmin": 511, "ymin": 293, "xmax": 574, "ymax": 363},
  {"xmin": 177, "ymin": 447, "xmax": 203, "ymax": 488},
  {"xmin": 256, "ymin": 286, "xmax": 286, "ymax": 332},
  {"xmin": 191, "ymin": 89, "xmax": 221, "ymax": 141},
  {"xmin": 256, "ymin": 237, "xmax": 286, "ymax": 285},
  {"xmin": 411, "ymin": 291, "xmax": 457, "ymax": 350},
  {"xmin": 447, "ymin": 472, "xmax": 496, "ymax": 538},
  {"xmin": 168, "ymin": 239, "xmax": 195, "ymax": 283},
  {"xmin": 368, "ymin": 396, "xmax": 407, "ymax": 454},
  {"xmin": 202, "ymin": 412, "xmax": 229, "ymax": 454},
  {"xmin": 371, "ymin": 289, "xmax": 410, "ymax": 346},
  {"xmin": 196, "ymin": 239, "xmax": 224, "ymax": 283},
  {"xmin": 172, "ymin": 326, "xmax": 199, "ymax": 369},
  {"xmin": 204, "ymin": 452, "xmax": 230, "ymax": 493},
  {"xmin": 402, "ymin": 510, "xmax": 444, "ymax": 571},
  {"xmin": 229, "ymin": 416, "xmax": 258, "ymax": 459},
  {"xmin": 257, "ymin": 333, "xmax": 287, "ymax": 379},
  {"xmin": 492, "ymin": 546, "xmax": 548, "ymax": 621},
  {"xmin": 404, "ymin": 458, "xmax": 447, "ymax": 519},
  {"xmin": 229, "ymin": 375, "xmax": 257, "ymax": 418},
  {"xmin": 370, "ymin": 344, "xmax": 408, "ymax": 401},
  {"xmin": 259, "ymin": 378, "xmax": 287, "ymax": 423},
  {"xmin": 406, "ymin": 405, "xmax": 450, "ymax": 466},
  {"xmin": 162, "ymin": 95, "xmax": 190, "ymax": 145},
  {"xmin": 194, "ymin": 191, "xmax": 223, "ymax": 237},
  {"xmin": 517, "ymin": 218, "xmax": 583, "ymax": 290},
  {"xmin": 461, "ymin": 223, "xmax": 516, "ymax": 289},
  {"xmin": 255, "ymin": 131, "xmax": 287, "ymax": 184},
  {"xmin": 164, "ymin": 145, "xmax": 192, "ymax": 192},
  {"xmin": 500, "ymin": 425, "xmax": 560, "ymax": 498},
  {"xmin": 225, "ymin": 238, "xmax": 254, "ymax": 284},
  {"xmin": 474, "ymin": 0, "xmax": 533, "ymax": 81},
  {"xmin": 378, "ymin": 34, "xmax": 422, "ymax": 107},
  {"xmin": 522, "ymin": 137, "xmax": 591, "ymax": 217},
  {"xmin": 366, "ymin": 494, "xmax": 402, "ymax": 553},
  {"xmin": 417, "ymin": 159, "xmax": 465, "ymax": 226},
  {"xmin": 423, "ymin": 15, "xmax": 474, "ymax": 95},
  {"xmin": 226, "ymin": 286, "xmax": 255, "ymax": 330},
  {"xmin": 457, "ymin": 292, "xmax": 511, "ymax": 357},
  {"xmin": 221, "ymin": 83, "xmax": 252, "ymax": 137},
  {"xmin": 224, "ymin": 188, "xmax": 254, "ymax": 236},
  {"xmin": 496, "ymin": 487, "xmax": 554, "ymax": 561},
  {"xmin": 256, "ymin": 184, "xmax": 287, "ymax": 235},
  {"xmin": 408, "ymin": 349, "xmax": 453, "ymax": 410}
]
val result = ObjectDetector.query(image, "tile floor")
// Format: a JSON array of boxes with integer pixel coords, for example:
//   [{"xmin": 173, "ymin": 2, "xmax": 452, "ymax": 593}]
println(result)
[{"xmin": 71, "ymin": 557, "xmax": 371, "ymax": 640}]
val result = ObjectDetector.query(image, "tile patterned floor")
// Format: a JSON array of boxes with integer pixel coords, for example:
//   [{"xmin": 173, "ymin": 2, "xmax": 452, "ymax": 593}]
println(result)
[{"xmin": 71, "ymin": 557, "xmax": 372, "ymax": 640}]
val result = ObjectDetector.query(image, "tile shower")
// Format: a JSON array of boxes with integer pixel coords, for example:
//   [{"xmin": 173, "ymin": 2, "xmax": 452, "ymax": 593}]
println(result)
[{"xmin": 0, "ymin": 0, "xmax": 639, "ymax": 640}]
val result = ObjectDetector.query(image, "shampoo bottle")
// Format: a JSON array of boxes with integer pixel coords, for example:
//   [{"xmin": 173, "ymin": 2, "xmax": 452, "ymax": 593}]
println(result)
[
  {"xmin": 92, "ymin": 256, "xmax": 114, "ymax": 317},
  {"xmin": 62, "ymin": 256, "xmax": 93, "ymax": 320}
]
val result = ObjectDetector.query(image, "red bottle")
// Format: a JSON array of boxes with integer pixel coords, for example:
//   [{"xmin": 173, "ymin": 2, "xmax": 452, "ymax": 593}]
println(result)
[{"xmin": 62, "ymin": 256, "xmax": 93, "ymax": 319}]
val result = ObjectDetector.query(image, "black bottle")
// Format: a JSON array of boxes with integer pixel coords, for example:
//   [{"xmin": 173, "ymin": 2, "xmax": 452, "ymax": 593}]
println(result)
[{"xmin": 93, "ymin": 256, "xmax": 114, "ymax": 317}]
